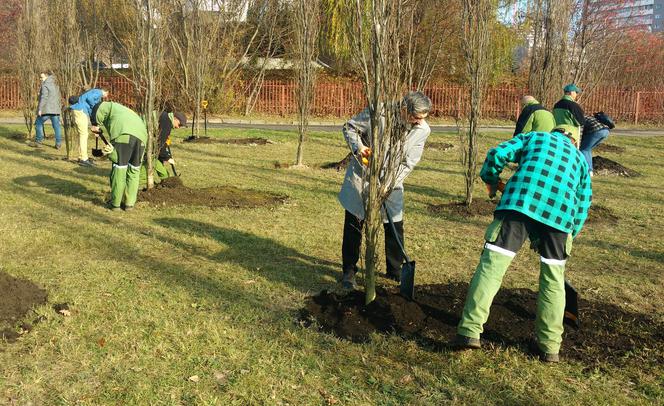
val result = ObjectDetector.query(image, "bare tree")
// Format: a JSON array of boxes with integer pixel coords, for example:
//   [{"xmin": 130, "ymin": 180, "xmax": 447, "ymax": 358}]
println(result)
[
  {"xmin": 527, "ymin": 0, "xmax": 576, "ymax": 107},
  {"xmin": 292, "ymin": 0, "xmax": 321, "ymax": 167},
  {"xmin": 243, "ymin": 0, "xmax": 286, "ymax": 116},
  {"xmin": 346, "ymin": 0, "xmax": 411, "ymax": 304},
  {"xmin": 15, "ymin": 0, "xmax": 46, "ymax": 138},
  {"xmin": 47, "ymin": 0, "xmax": 82, "ymax": 160},
  {"xmin": 77, "ymin": 0, "xmax": 106, "ymax": 89},
  {"xmin": 459, "ymin": 0, "xmax": 493, "ymax": 207},
  {"xmin": 402, "ymin": 0, "xmax": 458, "ymax": 90},
  {"xmin": 106, "ymin": 0, "xmax": 167, "ymax": 189}
]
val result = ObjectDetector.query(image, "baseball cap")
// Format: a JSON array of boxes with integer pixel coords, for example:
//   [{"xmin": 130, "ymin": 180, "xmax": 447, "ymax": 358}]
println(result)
[{"xmin": 563, "ymin": 84, "xmax": 582, "ymax": 93}]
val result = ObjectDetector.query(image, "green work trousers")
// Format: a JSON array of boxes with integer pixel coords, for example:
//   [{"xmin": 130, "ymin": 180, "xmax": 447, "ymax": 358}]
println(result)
[
  {"xmin": 139, "ymin": 158, "xmax": 171, "ymax": 187},
  {"xmin": 457, "ymin": 210, "xmax": 571, "ymax": 354},
  {"xmin": 109, "ymin": 135, "xmax": 145, "ymax": 208}
]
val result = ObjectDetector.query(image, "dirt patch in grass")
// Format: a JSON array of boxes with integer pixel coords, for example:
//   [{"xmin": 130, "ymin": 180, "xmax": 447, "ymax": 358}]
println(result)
[
  {"xmin": 138, "ymin": 177, "xmax": 287, "ymax": 208},
  {"xmin": 594, "ymin": 143, "xmax": 625, "ymax": 154},
  {"xmin": 428, "ymin": 200, "xmax": 497, "ymax": 217},
  {"xmin": 427, "ymin": 142, "xmax": 455, "ymax": 151},
  {"xmin": 1, "ymin": 271, "xmax": 48, "ymax": 343},
  {"xmin": 183, "ymin": 136, "xmax": 273, "ymax": 145},
  {"xmin": 586, "ymin": 204, "xmax": 619, "ymax": 225},
  {"xmin": 593, "ymin": 156, "xmax": 640, "ymax": 177},
  {"xmin": 300, "ymin": 283, "xmax": 664, "ymax": 370}
]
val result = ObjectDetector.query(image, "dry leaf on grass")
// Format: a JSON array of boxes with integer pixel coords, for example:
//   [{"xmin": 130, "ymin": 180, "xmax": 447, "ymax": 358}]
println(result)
[{"xmin": 188, "ymin": 375, "xmax": 200, "ymax": 383}]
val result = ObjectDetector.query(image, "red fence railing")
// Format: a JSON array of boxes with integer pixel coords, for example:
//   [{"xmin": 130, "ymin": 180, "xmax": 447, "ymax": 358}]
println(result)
[{"xmin": 2, "ymin": 75, "xmax": 663, "ymax": 123}]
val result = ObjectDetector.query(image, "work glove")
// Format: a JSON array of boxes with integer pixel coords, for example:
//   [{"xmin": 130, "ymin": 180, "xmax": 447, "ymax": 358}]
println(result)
[
  {"xmin": 102, "ymin": 144, "xmax": 114, "ymax": 156},
  {"xmin": 359, "ymin": 146, "xmax": 371, "ymax": 166},
  {"xmin": 485, "ymin": 180, "xmax": 506, "ymax": 199},
  {"xmin": 167, "ymin": 158, "xmax": 175, "ymax": 165}
]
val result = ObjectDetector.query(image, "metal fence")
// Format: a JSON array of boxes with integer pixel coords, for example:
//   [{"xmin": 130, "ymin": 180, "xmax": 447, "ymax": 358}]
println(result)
[{"xmin": 2, "ymin": 75, "xmax": 663, "ymax": 123}]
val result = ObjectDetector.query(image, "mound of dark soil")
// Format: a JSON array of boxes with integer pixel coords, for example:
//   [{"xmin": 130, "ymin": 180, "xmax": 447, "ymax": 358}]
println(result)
[
  {"xmin": 593, "ymin": 156, "xmax": 640, "ymax": 177},
  {"xmin": 138, "ymin": 178, "xmax": 287, "ymax": 208},
  {"xmin": 1, "ymin": 271, "xmax": 48, "ymax": 342},
  {"xmin": 427, "ymin": 142, "xmax": 455, "ymax": 151},
  {"xmin": 586, "ymin": 204, "xmax": 619, "ymax": 225},
  {"xmin": 184, "ymin": 136, "xmax": 272, "ymax": 145},
  {"xmin": 594, "ymin": 143, "xmax": 625, "ymax": 154},
  {"xmin": 320, "ymin": 153, "xmax": 353, "ymax": 171},
  {"xmin": 428, "ymin": 200, "xmax": 497, "ymax": 217},
  {"xmin": 300, "ymin": 283, "xmax": 664, "ymax": 370}
]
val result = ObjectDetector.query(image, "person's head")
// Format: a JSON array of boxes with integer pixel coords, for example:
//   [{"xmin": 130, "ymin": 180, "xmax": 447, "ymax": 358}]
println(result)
[
  {"xmin": 39, "ymin": 70, "xmax": 52, "ymax": 82},
  {"xmin": 552, "ymin": 124, "xmax": 580, "ymax": 147},
  {"xmin": 173, "ymin": 111, "xmax": 187, "ymax": 129},
  {"xmin": 563, "ymin": 84, "xmax": 582, "ymax": 101},
  {"xmin": 401, "ymin": 91, "xmax": 431, "ymax": 125},
  {"xmin": 520, "ymin": 95, "xmax": 537, "ymax": 107},
  {"xmin": 68, "ymin": 95, "xmax": 79, "ymax": 105}
]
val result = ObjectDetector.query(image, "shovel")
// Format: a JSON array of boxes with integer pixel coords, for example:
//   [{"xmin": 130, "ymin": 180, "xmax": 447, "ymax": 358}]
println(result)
[
  {"xmin": 165, "ymin": 145, "xmax": 180, "ymax": 177},
  {"xmin": 91, "ymin": 131, "xmax": 110, "ymax": 157},
  {"xmin": 383, "ymin": 203, "xmax": 416, "ymax": 300},
  {"xmin": 564, "ymin": 279, "xmax": 580, "ymax": 328}
]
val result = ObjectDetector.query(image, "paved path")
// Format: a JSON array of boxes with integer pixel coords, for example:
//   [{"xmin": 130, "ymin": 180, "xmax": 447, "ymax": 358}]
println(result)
[{"xmin": 1, "ymin": 117, "xmax": 661, "ymax": 137}]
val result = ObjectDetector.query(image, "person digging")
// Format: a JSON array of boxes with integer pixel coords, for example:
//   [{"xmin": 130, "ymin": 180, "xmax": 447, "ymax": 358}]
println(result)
[
  {"xmin": 452, "ymin": 124, "xmax": 592, "ymax": 363},
  {"xmin": 338, "ymin": 91, "xmax": 431, "ymax": 289},
  {"xmin": 90, "ymin": 101, "xmax": 148, "ymax": 211},
  {"xmin": 139, "ymin": 110, "xmax": 187, "ymax": 186},
  {"xmin": 69, "ymin": 88, "xmax": 109, "ymax": 167}
]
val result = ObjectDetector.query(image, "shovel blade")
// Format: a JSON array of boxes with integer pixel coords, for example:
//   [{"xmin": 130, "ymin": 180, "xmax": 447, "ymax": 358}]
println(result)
[
  {"xmin": 399, "ymin": 261, "xmax": 416, "ymax": 300},
  {"xmin": 564, "ymin": 279, "xmax": 580, "ymax": 328}
]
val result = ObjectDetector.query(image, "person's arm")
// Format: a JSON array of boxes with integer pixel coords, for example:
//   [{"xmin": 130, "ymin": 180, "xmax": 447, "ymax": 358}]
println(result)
[
  {"xmin": 480, "ymin": 132, "xmax": 528, "ymax": 185},
  {"xmin": 342, "ymin": 107, "xmax": 372, "ymax": 154},
  {"xmin": 571, "ymin": 103, "xmax": 585, "ymax": 127},
  {"xmin": 37, "ymin": 83, "xmax": 48, "ymax": 115},
  {"xmin": 513, "ymin": 107, "xmax": 532, "ymax": 136},
  {"xmin": 572, "ymin": 165, "xmax": 592, "ymax": 238},
  {"xmin": 393, "ymin": 125, "xmax": 430, "ymax": 186},
  {"xmin": 157, "ymin": 112, "xmax": 172, "ymax": 161}
]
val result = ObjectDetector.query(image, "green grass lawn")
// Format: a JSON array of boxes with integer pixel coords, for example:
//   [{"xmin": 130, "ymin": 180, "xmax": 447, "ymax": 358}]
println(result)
[{"xmin": 0, "ymin": 124, "xmax": 662, "ymax": 405}]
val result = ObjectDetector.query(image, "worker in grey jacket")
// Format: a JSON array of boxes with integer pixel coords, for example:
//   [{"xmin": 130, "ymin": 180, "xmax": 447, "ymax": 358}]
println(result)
[
  {"xmin": 30, "ymin": 71, "xmax": 63, "ymax": 149},
  {"xmin": 339, "ymin": 91, "xmax": 432, "ymax": 289}
]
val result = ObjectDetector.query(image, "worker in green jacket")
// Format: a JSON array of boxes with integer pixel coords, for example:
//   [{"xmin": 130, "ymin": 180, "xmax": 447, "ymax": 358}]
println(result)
[
  {"xmin": 553, "ymin": 84, "xmax": 585, "ymax": 143},
  {"xmin": 513, "ymin": 95, "xmax": 555, "ymax": 136},
  {"xmin": 90, "ymin": 101, "xmax": 148, "ymax": 211},
  {"xmin": 452, "ymin": 124, "xmax": 592, "ymax": 363}
]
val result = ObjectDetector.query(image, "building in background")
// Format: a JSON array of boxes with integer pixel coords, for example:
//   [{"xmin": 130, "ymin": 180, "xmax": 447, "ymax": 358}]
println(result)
[{"xmin": 591, "ymin": 0, "xmax": 664, "ymax": 32}]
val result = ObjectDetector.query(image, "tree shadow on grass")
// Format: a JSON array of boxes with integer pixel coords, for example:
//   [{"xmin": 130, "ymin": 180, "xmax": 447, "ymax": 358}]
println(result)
[
  {"xmin": 154, "ymin": 217, "xmax": 340, "ymax": 292},
  {"xmin": 13, "ymin": 174, "xmax": 103, "ymax": 204}
]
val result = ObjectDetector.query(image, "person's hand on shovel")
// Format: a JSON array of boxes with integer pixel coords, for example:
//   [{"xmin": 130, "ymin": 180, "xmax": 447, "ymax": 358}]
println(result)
[
  {"xmin": 90, "ymin": 126, "xmax": 102, "ymax": 135},
  {"xmin": 486, "ymin": 180, "xmax": 506, "ymax": 199}
]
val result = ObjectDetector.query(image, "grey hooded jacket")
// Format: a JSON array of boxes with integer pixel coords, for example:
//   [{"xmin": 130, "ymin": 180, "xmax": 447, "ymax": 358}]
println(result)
[
  {"xmin": 37, "ymin": 75, "xmax": 62, "ymax": 115},
  {"xmin": 338, "ymin": 107, "xmax": 430, "ymax": 223}
]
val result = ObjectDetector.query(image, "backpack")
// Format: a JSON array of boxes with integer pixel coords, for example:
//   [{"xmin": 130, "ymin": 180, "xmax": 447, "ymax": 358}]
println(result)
[{"xmin": 594, "ymin": 111, "xmax": 615, "ymax": 129}]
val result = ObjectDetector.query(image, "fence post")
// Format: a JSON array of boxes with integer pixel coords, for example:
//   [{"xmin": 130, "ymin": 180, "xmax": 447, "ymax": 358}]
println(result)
[
  {"xmin": 280, "ymin": 84, "xmax": 286, "ymax": 117},
  {"xmin": 634, "ymin": 91, "xmax": 641, "ymax": 125}
]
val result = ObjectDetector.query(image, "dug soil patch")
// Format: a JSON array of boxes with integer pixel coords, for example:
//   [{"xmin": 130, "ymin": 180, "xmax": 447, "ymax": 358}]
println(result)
[
  {"xmin": 138, "ymin": 177, "xmax": 287, "ymax": 208},
  {"xmin": 586, "ymin": 204, "xmax": 619, "ymax": 225},
  {"xmin": 184, "ymin": 136, "xmax": 272, "ymax": 145},
  {"xmin": 427, "ymin": 142, "xmax": 455, "ymax": 151},
  {"xmin": 428, "ymin": 200, "xmax": 496, "ymax": 217},
  {"xmin": 593, "ymin": 156, "xmax": 640, "ymax": 177},
  {"xmin": 300, "ymin": 283, "xmax": 664, "ymax": 370},
  {"xmin": 1, "ymin": 271, "xmax": 48, "ymax": 342},
  {"xmin": 594, "ymin": 143, "xmax": 625, "ymax": 154}
]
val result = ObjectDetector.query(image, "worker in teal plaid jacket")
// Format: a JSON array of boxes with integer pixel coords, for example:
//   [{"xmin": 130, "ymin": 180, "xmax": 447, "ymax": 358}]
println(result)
[{"xmin": 454, "ymin": 124, "xmax": 592, "ymax": 362}]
